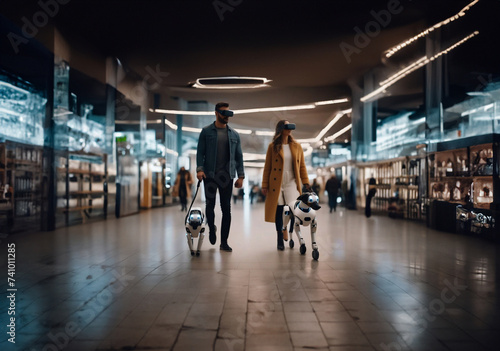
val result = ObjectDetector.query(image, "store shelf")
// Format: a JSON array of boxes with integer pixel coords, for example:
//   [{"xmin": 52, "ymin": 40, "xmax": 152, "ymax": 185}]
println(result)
[
  {"xmin": 358, "ymin": 156, "xmax": 423, "ymax": 220},
  {"xmin": 0, "ymin": 141, "xmax": 44, "ymax": 233},
  {"xmin": 55, "ymin": 151, "xmax": 107, "ymax": 227}
]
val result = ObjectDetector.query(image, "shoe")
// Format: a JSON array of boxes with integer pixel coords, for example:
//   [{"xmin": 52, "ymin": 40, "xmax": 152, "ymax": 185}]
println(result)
[
  {"xmin": 209, "ymin": 225, "xmax": 217, "ymax": 245},
  {"xmin": 220, "ymin": 243, "xmax": 232, "ymax": 252},
  {"xmin": 283, "ymin": 228, "xmax": 288, "ymax": 241},
  {"xmin": 277, "ymin": 231, "xmax": 284, "ymax": 251}
]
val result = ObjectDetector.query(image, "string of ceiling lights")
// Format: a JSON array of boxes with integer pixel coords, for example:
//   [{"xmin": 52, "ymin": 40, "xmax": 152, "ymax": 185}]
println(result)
[
  {"xmin": 363, "ymin": 0, "xmax": 480, "ymax": 102},
  {"xmin": 361, "ymin": 31, "xmax": 479, "ymax": 102},
  {"xmin": 150, "ymin": 99, "xmax": 352, "ymax": 145},
  {"xmin": 383, "ymin": 0, "xmax": 480, "ymax": 59}
]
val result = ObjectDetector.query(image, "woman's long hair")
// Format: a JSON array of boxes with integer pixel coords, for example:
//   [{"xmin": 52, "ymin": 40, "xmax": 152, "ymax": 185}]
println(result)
[{"xmin": 272, "ymin": 120, "xmax": 296, "ymax": 153}]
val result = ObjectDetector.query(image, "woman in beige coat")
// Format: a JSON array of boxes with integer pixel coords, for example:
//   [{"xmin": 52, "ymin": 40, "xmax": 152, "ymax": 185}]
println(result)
[{"xmin": 262, "ymin": 120, "xmax": 310, "ymax": 250}]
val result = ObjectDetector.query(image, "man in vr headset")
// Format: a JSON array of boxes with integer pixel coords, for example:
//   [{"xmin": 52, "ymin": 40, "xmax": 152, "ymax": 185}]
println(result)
[{"xmin": 196, "ymin": 102, "xmax": 245, "ymax": 252}]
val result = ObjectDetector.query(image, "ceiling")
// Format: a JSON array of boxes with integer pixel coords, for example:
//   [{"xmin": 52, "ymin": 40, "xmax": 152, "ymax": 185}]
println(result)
[{"xmin": 2, "ymin": 0, "xmax": 499, "ymax": 151}]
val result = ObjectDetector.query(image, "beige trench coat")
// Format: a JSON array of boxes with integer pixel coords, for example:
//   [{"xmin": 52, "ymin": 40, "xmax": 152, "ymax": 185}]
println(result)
[
  {"xmin": 173, "ymin": 171, "xmax": 193, "ymax": 199},
  {"xmin": 262, "ymin": 141, "xmax": 309, "ymax": 222}
]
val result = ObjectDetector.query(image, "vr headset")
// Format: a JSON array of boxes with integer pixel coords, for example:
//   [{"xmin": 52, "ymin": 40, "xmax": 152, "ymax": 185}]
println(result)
[
  {"xmin": 216, "ymin": 109, "xmax": 234, "ymax": 117},
  {"xmin": 283, "ymin": 123, "xmax": 296, "ymax": 130}
]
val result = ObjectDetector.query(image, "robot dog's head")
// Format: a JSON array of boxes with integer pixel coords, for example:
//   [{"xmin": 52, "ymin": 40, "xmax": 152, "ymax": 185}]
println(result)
[
  {"xmin": 186, "ymin": 209, "xmax": 204, "ymax": 230},
  {"xmin": 297, "ymin": 192, "xmax": 321, "ymax": 211}
]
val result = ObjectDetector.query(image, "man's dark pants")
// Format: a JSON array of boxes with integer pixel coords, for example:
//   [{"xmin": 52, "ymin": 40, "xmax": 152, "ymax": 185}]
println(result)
[{"xmin": 204, "ymin": 171, "xmax": 233, "ymax": 245}]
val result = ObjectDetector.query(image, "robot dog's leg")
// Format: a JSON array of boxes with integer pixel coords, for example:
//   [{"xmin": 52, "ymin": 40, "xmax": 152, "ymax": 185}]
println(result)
[
  {"xmin": 294, "ymin": 220, "xmax": 307, "ymax": 255},
  {"xmin": 311, "ymin": 218, "xmax": 319, "ymax": 260},
  {"xmin": 283, "ymin": 205, "xmax": 292, "ymax": 244},
  {"xmin": 196, "ymin": 230, "xmax": 205, "ymax": 256},
  {"xmin": 186, "ymin": 233, "xmax": 195, "ymax": 256},
  {"xmin": 283, "ymin": 205, "xmax": 292, "ymax": 231},
  {"xmin": 311, "ymin": 218, "xmax": 318, "ymax": 251}
]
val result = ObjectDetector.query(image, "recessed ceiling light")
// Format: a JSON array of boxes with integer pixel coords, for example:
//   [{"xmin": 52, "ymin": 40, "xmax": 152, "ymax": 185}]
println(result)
[{"xmin": 190, "ymin": 76, "xmax": 272, "ymax": 89}]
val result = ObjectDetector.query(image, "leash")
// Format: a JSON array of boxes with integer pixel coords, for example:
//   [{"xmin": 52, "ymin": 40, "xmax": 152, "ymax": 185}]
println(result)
[{"xmin": 184, "ymin": 179, "xmax": 202, "ymax": 223}]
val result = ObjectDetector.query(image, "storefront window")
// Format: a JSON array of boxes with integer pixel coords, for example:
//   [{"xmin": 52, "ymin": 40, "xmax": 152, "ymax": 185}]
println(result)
[{"xmin": 0, "ymin": 72, "xmax": 47, "ymax": 146}]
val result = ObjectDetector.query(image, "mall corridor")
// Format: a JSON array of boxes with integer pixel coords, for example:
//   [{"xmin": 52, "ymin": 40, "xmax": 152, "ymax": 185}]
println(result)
[{"xmin": 1, "ymin": 201, "xmax": 499, "ymax": 351}]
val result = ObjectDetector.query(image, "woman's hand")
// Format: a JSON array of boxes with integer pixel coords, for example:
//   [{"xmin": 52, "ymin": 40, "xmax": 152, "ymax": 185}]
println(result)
[{"xmin": 261, "ymin": 188, "xmax": 268, "ymax": 196}]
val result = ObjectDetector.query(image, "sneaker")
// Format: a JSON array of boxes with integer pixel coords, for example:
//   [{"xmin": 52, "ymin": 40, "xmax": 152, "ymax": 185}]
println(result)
[
  {"xmin": 209, "ymin": 225, "xmax": 217, "ymax": 245},
  {"xmin": 220, "ymin": 243, "xmax": 232, "ymax": 252}
]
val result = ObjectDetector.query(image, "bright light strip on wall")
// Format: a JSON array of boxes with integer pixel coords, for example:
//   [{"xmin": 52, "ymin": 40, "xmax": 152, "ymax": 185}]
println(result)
[
  {"xmin": 361, "ymin": 31, "xmax": 479, "ymax": 102},
  {"xmin": 461, "ymin": 103, "xmax": 494, "ymax": 117},
  {"xmin": 156, "ymin": 101, "xmax": 352, "ymax": 149},
  {"xmin": 255, "ymin": 131, "xmax": 275, "ymax": 136},
  {"xmin": 314, "ymin": 98, "xmax": 349, "ymax": 106},
  {"xmin": 182, "ymin": 126, "xmax": 202, "ymax": 133},
  {"xmin": 150, "ymin": 108, "xmax": 213, "ymax": 116},
  {"xmin": 384, "ymin": 0, "xmax": 480, "ymax": 58},
  {"xmin": 473, "ymin": 116, "xmax": 500, "ymax": 121},
  {"xmin": 236, "ymin": 104, "xmax": 316, "ymax": 114},
  {"xmin": 234, "ymin": 128, "xmax": 253, "ymax": 135},
  {"xmin": 150, "ymin": 97, "xmax": 348, "ymax": 116},
  {"xmin": 297, "ymin": 108, "xmax": 352, "ymax": 143},
  {"xmin": 166, "ymin": 148, "xmax": 178, "ymax": 156},
  {"xmin": 324, "ymin": 124, "xmax": 352, "ymax": 142},
  {"xmin": 164, "ymin": 119, "xmax": 178, "ymax": 130},
  {"xmin": 244, "ymin": 162, "xmax": 266, "ymax": 168},
  {"xmin": 243, "ymin": 152, "xmax": 267, "ymax": 161},
  {"xmin": 378, "ymin": 56, "xmax": 428, "ymax": 87}
]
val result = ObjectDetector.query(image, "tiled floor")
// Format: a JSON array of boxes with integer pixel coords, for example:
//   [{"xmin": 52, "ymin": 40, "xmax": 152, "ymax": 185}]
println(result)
[{"xmin": 1, "ymin": 200, "xmax": 499, "ymax": 351}]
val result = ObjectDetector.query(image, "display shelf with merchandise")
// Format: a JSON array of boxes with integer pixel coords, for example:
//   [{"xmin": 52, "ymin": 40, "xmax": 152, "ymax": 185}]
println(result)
[
  {"xmin": 0, "ymin": 141, "xmax": 43, "ymax": 233},
  {"xmin": 426, "ymin": 135, "xmax": 499, "ymax": 238},
  {"xmin": 55, "ymin": 151, "xmax": 107, "ymax": 227},
  {"xmin": 427, "ymin": 138, "xmax": 499, "ymax": 209},
  {"xmin": 357, "ymin": 156, "xmax": 424, "ymax": 220}
]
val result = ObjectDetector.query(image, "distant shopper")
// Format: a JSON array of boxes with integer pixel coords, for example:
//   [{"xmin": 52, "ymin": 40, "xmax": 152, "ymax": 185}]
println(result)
[
  {"xmin": 262, "ymin": 120, "xmax": 310, "ymax": 251},
  {"xmin": 250, "ymin": 184, "xmax": 259, "ymax": 204},
  {"xmin": 312, "ymin": 179, "xmax": 321, "ymax": 199},
  {"xmin": 196, "ymin": 102, "xmax": 245, "ymax": 252},
  {"xmin": 233, "ymin": 186, "xmax": 239, "ymax": 204},
  {"xmin": 365, "ymin": 175, "xmax": 377, "ymax": 217},
  {"xmin": 325, "ymin": 174, "xmax": 340, "ymax": 213},
  {"xmin": 173, "ymin": 167, "xmax": 193, "ymax": 211}
]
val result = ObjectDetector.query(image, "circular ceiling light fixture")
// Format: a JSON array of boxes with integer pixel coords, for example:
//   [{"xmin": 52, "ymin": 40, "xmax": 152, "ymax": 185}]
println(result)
[{"xmin": 190, "ymin": 76, "xmax": 272, "ymax": 89}]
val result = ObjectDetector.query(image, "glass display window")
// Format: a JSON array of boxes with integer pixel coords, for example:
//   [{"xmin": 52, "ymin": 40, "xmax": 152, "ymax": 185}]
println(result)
[
  {"xmin": 470, "ymin": 144, "xmax": 494, "ymax": 176},
  {"xmin": 0, "ymin": 72, "xmax": 47, "ymax": 146}
]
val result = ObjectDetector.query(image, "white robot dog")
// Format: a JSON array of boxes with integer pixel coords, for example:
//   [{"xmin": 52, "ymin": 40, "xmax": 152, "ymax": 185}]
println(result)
[
  {"xmin": 185, "ymin": 181, "xmax": 205, "ymax": 256},
  {"xmin": 283, "ymin": 192, "xmax": 321, "ymax": 260}
]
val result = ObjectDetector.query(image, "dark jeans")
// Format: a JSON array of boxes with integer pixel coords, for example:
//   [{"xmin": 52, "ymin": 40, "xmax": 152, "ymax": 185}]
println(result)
[
  {"xmin": 275, "ymin": 205, "xmax": 295, "ymax": 234},
  {"xmin": 204, "ymin": 172, "xmax": 233, "ymax": 244},
  {"xmin": 328, "ymin": 192, "xmax": 338, "ymax": 212},
  {"xmin": 365, "ymin": 188, "xmax": 377, "ymax": 218},
  {"xmin": 179, "ymin": 196, "xmax": 187, "ymax": 210}
]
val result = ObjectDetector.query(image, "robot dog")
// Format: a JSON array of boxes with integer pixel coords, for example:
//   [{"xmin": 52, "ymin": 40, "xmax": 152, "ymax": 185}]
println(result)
[
  {"xmin": 185, "ymin": 180, "xmax": 205, "ymax": 256},
  {"xmin": 283, "ymin": 192, "xmax": 321, "ymax": 260}
]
